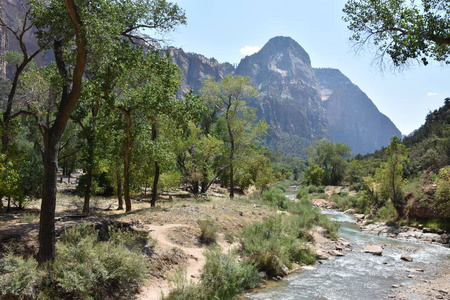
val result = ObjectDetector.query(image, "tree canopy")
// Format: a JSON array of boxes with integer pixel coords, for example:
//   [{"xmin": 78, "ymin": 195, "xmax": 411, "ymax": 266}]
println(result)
[{"xmin": 343, "ymin": 0, "xmax": 450, "ymax": 67}]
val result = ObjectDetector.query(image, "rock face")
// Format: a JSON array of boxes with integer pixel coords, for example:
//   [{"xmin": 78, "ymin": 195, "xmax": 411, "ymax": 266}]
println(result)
[
  {"xmin": 315, "ymin": 68, "xmax": 402, "ymax": 154},
  {"xmin": 169, "ymin": 48, "xmax": 234, "ymax": 96},
  {"xmin": 0, "ymin": 0, "xmax": 8, "ymax": 78},
  {"xmin": 235, "ymin": 36, "xmax": 330, "ymax": 156},
  {"xmin": 171, "ymin": 36, "xmax": 400, "ymax": 157}
]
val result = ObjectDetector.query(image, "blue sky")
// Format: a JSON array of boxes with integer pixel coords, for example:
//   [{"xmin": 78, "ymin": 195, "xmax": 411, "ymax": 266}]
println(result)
[{"xmin": 164, "ymin": 0, "xmax": 450, "ymax": 135}]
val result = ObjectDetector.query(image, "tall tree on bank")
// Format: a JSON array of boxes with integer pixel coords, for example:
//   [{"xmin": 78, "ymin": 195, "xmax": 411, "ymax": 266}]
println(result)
[
  {"xmin": 28, "ymin": 0, "xmax": 186, "ymax": 263},
  {"xmin": 306, "ymin": 139, "xmax": 352, "ymax": 185},
  {"xmin": 201, "ymin": 75, "xmax": 268, "ymax": 198},
  {"xmin": 375, "ymin": 136, "xmax": 408, "ymax": 219},
  {"xmin": 343, "ymin": 0, "xmax": 450, "ymax": 67},
  {"xmin": 115, "ymin": 52, "xmax": 182, "ymax": 210}
]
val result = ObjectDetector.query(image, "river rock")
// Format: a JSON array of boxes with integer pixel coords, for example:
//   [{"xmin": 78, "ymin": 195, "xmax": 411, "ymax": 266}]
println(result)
[
  {"xmin": 344, "ymin": 208, "xmax": 356, "ymax": 214},
  {"xmin": 363, "ymin": 245, "xmax": 383, "ymax": 255},
  {"xmin": 328, "ymin": 250, "xmax": 345, "ymax": 256},
  {"xmin": 401, "ymin": 253, "xmax": 413, "ymax": 262},
  {"xmin": 280, "ymin": 264, "xmax": 290, "ymax": 276}
]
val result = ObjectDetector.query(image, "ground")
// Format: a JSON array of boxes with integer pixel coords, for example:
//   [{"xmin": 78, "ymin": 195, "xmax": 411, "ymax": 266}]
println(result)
[
  {"xmin": 1, "ymin": 184, "xmax": 450, "ymax": 300},
  {"xmin": 0, "ymin": 186, "xmax": 277, "ymax": 299}
]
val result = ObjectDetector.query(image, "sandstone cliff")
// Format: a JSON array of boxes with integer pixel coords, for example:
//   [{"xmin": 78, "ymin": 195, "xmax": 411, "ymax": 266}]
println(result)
[
  {"xmin": 235, "ymin": 37, "xmax": 330, "ymax": 156},
  {"xmin": 315, "ymin": 68, "xmax": 401, "ymax": 154}
]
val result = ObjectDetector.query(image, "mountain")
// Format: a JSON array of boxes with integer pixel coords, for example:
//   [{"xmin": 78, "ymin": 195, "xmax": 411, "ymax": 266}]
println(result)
[
  {"xmin": 235, "ymin": 37, "xmax": 330, "ymax": 156},
  {"xmin": 168, "ymin": 48, "xmax": 234, "ymax": 96},
  {"xmin": 315, "ymin": 68, "xmax": 402, "ymax": 154},
  {"xmin": 171, "ymin": 36, "xmax": 401, "ymax": 156}
]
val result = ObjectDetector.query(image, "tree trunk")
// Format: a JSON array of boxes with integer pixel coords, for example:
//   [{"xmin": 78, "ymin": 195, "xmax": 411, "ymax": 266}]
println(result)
[
  {"xmin": 226, "ymin": 116, "xmax": 235, "ymax": 198},
  {"xmin": 82, "ymin": 140, "xmax": 94, "ymax": 214},
  {"xmin": 37, "ymin": 134, "xmax": 59, "ymax": 263},
  {"xmin": 150, "ymin": 122, "xmax": 159, "ymax": 207},
  {"xmin": 121, "ymin": 109, "xmax": 132, "ymax": 212},
  {"xmin": 37, "ymin": 0, "xmax": 88, "ymax": 263},
  {"xmin": 116, "ymin": 170, "xmax": 123, "ymax": 210},
  {"xmin": 151, "ymin": 162, "xmax": 160, "ymax": 207},
  {"xmin": 229, "ymin": 162, "xmax": 234, "ymax": 198}
]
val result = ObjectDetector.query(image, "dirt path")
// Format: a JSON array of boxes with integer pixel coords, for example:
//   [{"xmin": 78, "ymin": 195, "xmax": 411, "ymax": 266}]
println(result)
[{"xmin": 137, "ymin": 224, "xmax": 207, "ymax": 300}]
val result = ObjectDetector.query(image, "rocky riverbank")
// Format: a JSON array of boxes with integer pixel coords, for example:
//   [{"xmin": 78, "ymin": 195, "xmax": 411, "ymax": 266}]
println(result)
[{"xmin": 352, "ymin": 213, "xmax": 450, "ymax": 247}]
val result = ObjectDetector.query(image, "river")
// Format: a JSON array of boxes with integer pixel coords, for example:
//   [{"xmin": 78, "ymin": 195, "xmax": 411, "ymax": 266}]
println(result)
[{"xmin": 246, "ymin": 188, "xmax": 450, "ymax": 300}]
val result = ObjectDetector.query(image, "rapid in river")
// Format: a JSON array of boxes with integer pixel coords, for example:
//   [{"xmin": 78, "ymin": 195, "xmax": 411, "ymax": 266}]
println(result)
[{"xmin": 247, "ymin": 188, "xmax": 450, "ymax": 300}]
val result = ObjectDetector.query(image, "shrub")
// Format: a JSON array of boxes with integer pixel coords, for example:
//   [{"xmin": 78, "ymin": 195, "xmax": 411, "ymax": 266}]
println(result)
[
  {"xmin": 262, "ymin": 187, "xmax": 286, "ymax": 208},
  {"xmin": 296, "ymin": 187, "xmax": 308, "ymax": 200},
  {"xmin": 0, "ymin": 253, "xmax": 41, "ymax": 299},
  {"xmin": 238, "ymin": 215, "xmax": 316, "ymax": 277},
  {"xmin": 0, "ymin": 224, "xmax": 149, "ymax": 300},
  {"xmin": 374, "ymin": 203, "xmax": 397, "ymax": 222},
  {"xmin": 201, "ymin": 248, "xmax": 260, "ymax": 300},
  {"xmin": 198, "ymin": 219, "xmax": 218, "ymax": 244},
  {"xmin": 77, "ymin": 172, "xmax": 114, "ymax": 197},
  {"xmin": 165, "ymin": 249, "xmax": 260, "ymax": 300}
]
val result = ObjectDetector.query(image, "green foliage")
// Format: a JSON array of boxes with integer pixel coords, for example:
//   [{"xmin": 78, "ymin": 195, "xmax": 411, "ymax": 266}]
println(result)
[
  {"xmin": 296, "ymin": 186, "xmax": 309, "ymax": 200},
  {"xmin": 0, "ymin": 253, "xmax": 41, "ymax": 299},
  {"xmin": 343, "ymin": 0, "xmax": 450, "ymax": 67},
  {"xmin": 201, "ymin": 248, "xmax": 260, "ymax": 300},
  {"xmin": 198, "ymin": 219, "xmax": 218, "ymax": 244},
  {"xmin": 165, "ymin": 249, "xmax": 260, "ymax": 300},
  {"xmin": 200, "ymin": 75, "xmax": 269, "ymax": 197},
  {"xmin": 304, "ymin": 163, "xmax": 325, "ymax": 186},
  {"xmin": 236, "ymin": 200, "xmax": 333, "ymax": 278},
  {"xmin": 306, "ymin": 139, "xmax": 352, "ymax": 185},
  {"xmin": 238, "ymin": 215, "xmax": 307, "ymax": 276},
  {"xmin": 373, "ymin": 203, "xmax": 398, "ymax": 222},
  {"xmin": 77, "ymin": 172, "xmax": 114, "ymax": 197},
  {"xmin": 0, "ymin": 154, "xmax": 23, "ymax": 207},
  {"xmin": 374, "ymin": 136, "xmax": 408, "ymax": 218},
  {"xmin": 262, "ymin": 187, "xmax": 287, "ymax": 208},
  {"xmin": 436, "ymin": 166, "xmax": 450, "ymax": 217},
  {"xmin": 0, "ymin": 224, "xmax": 150, "ymax": 299}
]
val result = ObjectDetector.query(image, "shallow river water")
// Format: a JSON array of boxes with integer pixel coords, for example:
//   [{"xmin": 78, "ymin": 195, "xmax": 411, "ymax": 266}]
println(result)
[{"xmin": 247, "ymin": 193, "xmax": 450, "ymax": 300}]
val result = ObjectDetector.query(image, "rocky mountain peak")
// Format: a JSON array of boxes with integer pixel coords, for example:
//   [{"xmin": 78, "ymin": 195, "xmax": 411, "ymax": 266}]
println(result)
[{"xmin": 257, "ymin": 36, "xmax": 311, "ymax": 66}]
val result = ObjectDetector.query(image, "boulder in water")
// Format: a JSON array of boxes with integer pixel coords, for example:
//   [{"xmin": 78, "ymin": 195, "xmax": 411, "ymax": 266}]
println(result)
[
  {"xmin": 401, "ymin": 253, "xmax": 413, "ymax": 262},
  {"xmin": 363, "ymin": 245, "xmax": 383, "ymax": 256}
]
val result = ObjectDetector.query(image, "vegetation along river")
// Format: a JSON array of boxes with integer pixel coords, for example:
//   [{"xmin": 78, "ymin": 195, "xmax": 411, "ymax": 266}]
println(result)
[{"xmin": 247, "ymin": 190, "xmax": 450, "ymax": 299}]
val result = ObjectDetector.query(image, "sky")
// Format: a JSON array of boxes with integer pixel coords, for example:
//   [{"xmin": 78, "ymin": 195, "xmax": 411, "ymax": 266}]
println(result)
[{"xmin": 162, "ymin": 0, "xmax": 450, "ymax": 135}]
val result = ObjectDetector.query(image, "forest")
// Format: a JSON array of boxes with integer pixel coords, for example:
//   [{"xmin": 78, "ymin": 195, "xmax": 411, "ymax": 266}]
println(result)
[{"xmin": 1, "ymin": 0, "xmax": 450, "ymax": 299}]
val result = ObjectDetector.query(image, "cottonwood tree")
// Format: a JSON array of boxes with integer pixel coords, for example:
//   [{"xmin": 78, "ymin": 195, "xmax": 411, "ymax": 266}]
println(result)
[
  {"xmin": 374, "ymin": 136, "xmax": 409, "ymax": 219},
  {"xmin": 201, "ymin": 75, "xmax": 268, "ymax": 198},
  {"xmin": 176, "ymin": 121, "xmax": 226, "ymax": 197},
  {"xmin": 306, "ymin": 139, "xmax": 352, "ymax": 185},
  {"xmin": 114, "ymin": 52, "xmax": 182, "ymax": 210},
  {"xmin": 343, "ymin": 0, "xmax": 450, "ymax": 67},
  {"xmin": 27, "ymin": 0, "xmax": 185, "ymax": 263}
]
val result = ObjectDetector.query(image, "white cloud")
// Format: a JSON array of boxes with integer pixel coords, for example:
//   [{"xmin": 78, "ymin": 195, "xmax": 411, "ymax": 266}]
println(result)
[
  {"xmin": 240, "ymin": 45, "xmax": 261, "ymax": 56},
  {"xmin": 427, "ymin": 92, "xmax": 439, "ymax": 96}
]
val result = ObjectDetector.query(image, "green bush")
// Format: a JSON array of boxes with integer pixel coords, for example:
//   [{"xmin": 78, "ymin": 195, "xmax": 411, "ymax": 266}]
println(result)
[
  {"xmin": 295, "ymin": 187, "xmax": 308, "ymax": 200},
  {"xmin": 198, "ymin": 219, "xmax": 218, "ymax": 244},
  {"xmin": 238, "ymin": 215, "xmax": 315, "ymax": 277},
  {"xmin": 262, "ymin": 187, "xmax": 286, "ymax": 208},
  {"xmin": 77, "ymin": 172, "xmax": 114, "ymax": 197},
  {"xmin": 374, "ymin": 203, "xmax": 398, "ymax": 222},
  {"xmin": 165, "ymin": 248, "xmax": 260, "ymax": 300},
  {"xmin": 201, "ymin": 248, "xmax": 260, "ymax": 299},
  {"xmin": 0, "ymin": 253, "xmax": 41, "ymax": 299},
  {"xmin": 0, "ymin": 224, "xmax": 150, "ymax": 300}
]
